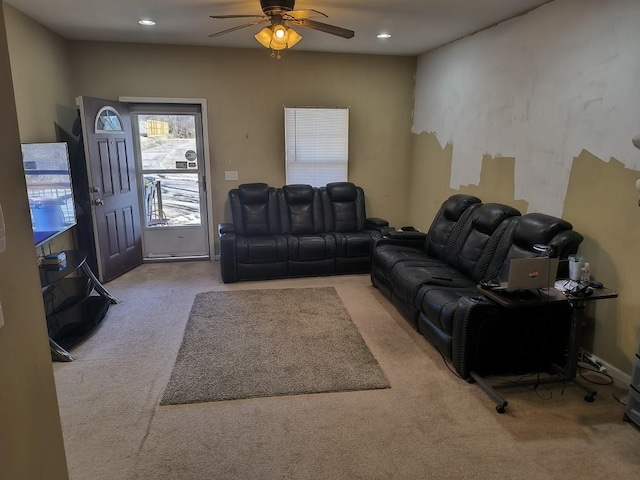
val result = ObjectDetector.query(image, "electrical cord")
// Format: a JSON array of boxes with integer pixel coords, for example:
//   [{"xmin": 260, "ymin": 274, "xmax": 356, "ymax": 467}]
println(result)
[
  {"xmin": 577, "ymin": 361, "xmax": 627, "ymax": 406},
  {"xmin": 613, "ymin": 391, "xmax": 628, "ymax": 406},
  {"xmin": 437, "ymin": 349, "xmax": 465, "ymax": 380},
  {"xmin": 577, "ymin": 363, "xmax": 613, "ymax": 386}
]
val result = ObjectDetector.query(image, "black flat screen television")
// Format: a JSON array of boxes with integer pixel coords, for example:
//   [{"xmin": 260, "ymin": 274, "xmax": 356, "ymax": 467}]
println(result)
[{"xmin": 21, "ymin": 142, "xmax": 77, "ymax": 247}]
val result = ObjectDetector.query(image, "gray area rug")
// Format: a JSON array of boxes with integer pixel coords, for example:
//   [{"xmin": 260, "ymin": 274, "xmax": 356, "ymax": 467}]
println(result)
[{"xmin": 160, "ymin": 287, "xmax": 390, "ymax": 405}]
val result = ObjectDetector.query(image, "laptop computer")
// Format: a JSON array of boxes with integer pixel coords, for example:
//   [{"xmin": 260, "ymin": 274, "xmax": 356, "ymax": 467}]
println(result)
[{"xmin": 499, "ymin": 257, "xmax": 559, "ymax": 292}]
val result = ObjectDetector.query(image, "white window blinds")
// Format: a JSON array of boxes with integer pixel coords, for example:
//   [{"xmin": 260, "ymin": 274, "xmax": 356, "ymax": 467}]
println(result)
[{"xmin": 284, "ymin": 107, "xmax": 349, "ymax": 187}]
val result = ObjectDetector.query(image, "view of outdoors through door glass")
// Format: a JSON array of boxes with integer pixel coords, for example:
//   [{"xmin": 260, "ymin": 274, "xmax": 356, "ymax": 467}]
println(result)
[{"xmin": 138, "ymin": 115, "xmax": 202, "ymax": 227}]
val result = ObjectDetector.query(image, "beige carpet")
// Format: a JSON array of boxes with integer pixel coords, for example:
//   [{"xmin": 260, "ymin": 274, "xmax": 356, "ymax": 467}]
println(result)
[
  {"xmin": 160, "ymin": 287, "xmax": 389, "ymax": 405},
  {"xmin": 53, "ymin": 261, "xmax": 640, "ymax": 480}
]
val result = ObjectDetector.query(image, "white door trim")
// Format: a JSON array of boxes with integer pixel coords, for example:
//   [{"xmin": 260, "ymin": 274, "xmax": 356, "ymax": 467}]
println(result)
[{"xmin": 119, "ymin": 97, "xmax": 214, "ymax": 260}]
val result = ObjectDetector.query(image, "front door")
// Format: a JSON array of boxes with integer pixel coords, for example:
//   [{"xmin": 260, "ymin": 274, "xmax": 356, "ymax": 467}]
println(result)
[
  {"xmin": 77, "ymin": 96, "xmax": 143, "ymax": 282},
  {"xmin": 130, "ymin": 104, "xmax": 209, "ymax": 258}
]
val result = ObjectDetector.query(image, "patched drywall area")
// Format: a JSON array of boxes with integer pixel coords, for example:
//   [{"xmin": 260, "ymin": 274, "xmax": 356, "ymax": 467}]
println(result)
[
  {"xmin": 410, "ymin": 0, "xmax": 640, "ymax": 377},
  {"xmin": 408, "ymin": 132, "xmax": 528, "ymax": 229},
  {"xmin": 413, "ymin": 0, "xmax": 640, "ymax": 217}
]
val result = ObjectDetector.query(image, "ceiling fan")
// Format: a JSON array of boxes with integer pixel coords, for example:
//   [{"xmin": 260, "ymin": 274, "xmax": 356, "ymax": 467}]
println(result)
[{"xmin": 209, "ymin": 0, "xmax": 355, "ymax": 58}]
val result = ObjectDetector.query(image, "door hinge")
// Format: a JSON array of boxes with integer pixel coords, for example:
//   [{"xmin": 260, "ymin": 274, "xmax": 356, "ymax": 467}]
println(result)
[{"xmin": 202, "ymin": 175, "xmax": 207, "ymax": 192}]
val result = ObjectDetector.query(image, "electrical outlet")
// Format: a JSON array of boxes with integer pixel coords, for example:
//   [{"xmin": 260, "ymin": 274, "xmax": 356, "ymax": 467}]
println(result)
[{"xmin": 224, "ymin": 171, "xmax": 239, "ymax": 181}]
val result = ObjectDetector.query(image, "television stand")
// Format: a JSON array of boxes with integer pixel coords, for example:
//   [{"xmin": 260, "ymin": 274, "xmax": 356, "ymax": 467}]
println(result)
[{"xmin": 39, "ymin": 250, "xmax": 119, "ymax": 361}]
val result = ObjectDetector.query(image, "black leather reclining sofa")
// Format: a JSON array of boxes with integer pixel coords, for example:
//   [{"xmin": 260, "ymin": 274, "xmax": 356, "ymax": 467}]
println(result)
[
  {"xmin": 371, "ymin": 194, "xmax": 584, "ymax": 379},
  {"xmin": 218, "ymin": 182, "xmax": 388, "ymax": 283}
]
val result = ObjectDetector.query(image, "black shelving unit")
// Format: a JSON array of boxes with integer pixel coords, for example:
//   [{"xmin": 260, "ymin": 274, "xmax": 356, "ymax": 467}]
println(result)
[{"xmin": 40, "ymin": 250, "xmax": 118, "ymax": 361}]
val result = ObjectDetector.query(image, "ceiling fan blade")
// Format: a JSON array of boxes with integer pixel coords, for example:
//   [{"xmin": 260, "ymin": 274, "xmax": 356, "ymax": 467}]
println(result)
[
  {"xmin": 208, "ymin": 19, "xmax": 269, "ymax": 38},
  {"xmin": 285, "ymin": 9, "xmax": 328, "ymax": 20},
  {"xmin": 294, "ymin": 19, "xmax": 355, "ymax": 39},
  {"xmin": 210, "ymin": 15, "xmax": 266, "ymax": 19}
]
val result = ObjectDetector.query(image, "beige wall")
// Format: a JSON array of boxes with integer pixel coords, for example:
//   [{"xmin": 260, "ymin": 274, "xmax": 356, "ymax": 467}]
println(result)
[
  {"xmin": 409, "ymin": 0, "xmax": 640, "ymax": 379},
  {"xmin": 4, "ymin": 5, "xmax": 75, "ymax": 142},
  {"xmin": 5, "ymin": 4, "xmax": 77, "ymax": 254},
  {"xmin": 0, "ymin": 5, "xmax": 69, "ymax": 480},
  {"xmin": 66, "ymin": 42, "xmax": 416, "ymax": 248}
]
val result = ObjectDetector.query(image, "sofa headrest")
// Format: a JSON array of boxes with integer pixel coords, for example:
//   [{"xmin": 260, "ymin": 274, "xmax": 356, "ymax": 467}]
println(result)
[
  {"xmin": 326, "ymin": 182, "xmax": 357, "ymax": 202},
  {"xmin": 472, "ymin": 203, "xmax": 521, "ymax": 235},
  {"xmin": 283, "ymin": 184, "xmax": 314, "ymax": 205},
  {"xmin": 442, "ymin": 194, "xmax": 482, "ymax": 220},
  {"xmin": 238, "ymin": 183, "xmax": 270, "ymax": 205},
  {"xmin": 513, "ymin": 213, "xmax": 573, "ymax": 248}
]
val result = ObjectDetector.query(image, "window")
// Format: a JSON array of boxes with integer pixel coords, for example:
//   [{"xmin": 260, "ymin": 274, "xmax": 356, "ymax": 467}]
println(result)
[
  {"xmin": 94, "ymin": 106, "xmax": 124, "ymax": 133},
  {"xmin": 284, "ymin": 107, "xmax": 349, "ymax": 186}
]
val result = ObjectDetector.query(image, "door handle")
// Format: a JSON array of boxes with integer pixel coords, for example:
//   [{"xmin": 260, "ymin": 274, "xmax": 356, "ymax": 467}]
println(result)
[
  {"xmin": 94, "ymin": 199, "xmax": 104, "ymax": 206},
  {"xmin": 91, "ymin": 186, "xmax": 101, "ymax": 193}
]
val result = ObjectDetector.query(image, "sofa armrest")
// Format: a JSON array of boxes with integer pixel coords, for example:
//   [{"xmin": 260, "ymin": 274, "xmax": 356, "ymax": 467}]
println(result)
[
  {"xmin": 451, "ymin": 295, "xmax": 501, "ymax": 379},
  {"xmin": 384, "ymin": 230, "xmax": 428, "ymax": 242},
  {"xmin": 373, "ymin": 235, "xmax": 428, "ymax": 251},
  {"xmin": 217, "ymin": 223, "xmax": 238, "ymax": 283},
  {"xmin": 366, "ymin": 217, "xmax": 389, "ymax": 232},
  {"xmin": 218, "ymin": 222, "xmax": 235, "ymax": 236}
]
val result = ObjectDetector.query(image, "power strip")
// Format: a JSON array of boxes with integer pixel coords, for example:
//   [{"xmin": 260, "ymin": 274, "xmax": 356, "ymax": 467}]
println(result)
[{"xmin": 583, "ymin": 353, "xmax": 607, "ymax": 373}]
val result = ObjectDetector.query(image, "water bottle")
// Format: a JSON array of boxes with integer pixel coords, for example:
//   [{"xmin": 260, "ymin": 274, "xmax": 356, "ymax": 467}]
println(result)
[{"xmin": 581, "ymin": 262, "xmax": 591, "ymax": 283}]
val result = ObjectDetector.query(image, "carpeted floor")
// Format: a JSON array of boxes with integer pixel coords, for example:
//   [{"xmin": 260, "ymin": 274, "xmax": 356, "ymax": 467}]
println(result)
[
  {"xmin": 53, "ymin": 261, "xmax": 640, "ymax": 480},
  {"xmin": 160, "ymin": 287, "xmax": 389, "ymax": 405}
]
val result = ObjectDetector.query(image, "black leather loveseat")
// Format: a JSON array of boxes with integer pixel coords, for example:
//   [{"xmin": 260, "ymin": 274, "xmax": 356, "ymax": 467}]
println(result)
[
  {"xmin": 371, "ymin": 194, "xmax": 584, "ymax": 379},
  {"xmin": 218, "ymin": 182, "xmax": 388, "ymax": 283}
]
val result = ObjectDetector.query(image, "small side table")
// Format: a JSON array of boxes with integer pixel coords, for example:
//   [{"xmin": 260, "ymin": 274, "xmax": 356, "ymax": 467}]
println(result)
[{"xmin": 472, "ymin": 286, "xmax": 617, "ymax": 413}]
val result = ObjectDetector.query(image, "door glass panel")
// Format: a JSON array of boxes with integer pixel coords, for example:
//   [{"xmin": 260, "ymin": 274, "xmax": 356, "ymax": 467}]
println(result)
[
  {"xmin": 143, "ymin": 173, "xmax": 201, "ymax": 227},
  {"xmin": 95, "ymin": 106, "xmax": 124, "ymax": 132},
  {"xmin": 137, "ymin": 113, "xmax": 203, "ymax": 229},
  {"xmin": 138, "ymin": 115, "xmax": 198, "ymax": 170}
]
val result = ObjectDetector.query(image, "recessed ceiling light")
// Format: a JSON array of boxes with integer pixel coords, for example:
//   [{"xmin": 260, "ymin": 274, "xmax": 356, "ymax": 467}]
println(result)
[
  {"xmin": 138, "ymin": 20, "xmax": 156, "ymax": 26},
  {"xmin": 376, "ymin": 33, "xmax": 392, "ymax": 39}
]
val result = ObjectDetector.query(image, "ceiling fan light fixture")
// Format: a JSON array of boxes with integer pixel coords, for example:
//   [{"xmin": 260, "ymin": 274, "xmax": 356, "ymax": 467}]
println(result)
[
  {"xmin": 286, "ymin": 28, "xmax": 302, "ymax": 48},
  {"xmin": 273, "ymin": 24, "xmax": 288, "ymax": 40},
  {"xmin": 254, "ymin": 24, "xmax": 302, "ymax": 51},
  {"xmin": 271, "ymin": 24, "xmax": 289, "ymax": 49},
  {"xmin": 211, "ymin": 1, "xmax": 353, "ymax": 53},
  {"xmin": 255, "ymin": 27, "xmax": 273, "ymax": 48}
]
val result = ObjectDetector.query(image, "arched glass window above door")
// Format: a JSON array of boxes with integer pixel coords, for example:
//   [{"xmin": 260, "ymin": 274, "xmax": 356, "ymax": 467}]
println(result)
[{"xmin": 94, "ymin": 106, "xmax": 124, "ymax": 133}]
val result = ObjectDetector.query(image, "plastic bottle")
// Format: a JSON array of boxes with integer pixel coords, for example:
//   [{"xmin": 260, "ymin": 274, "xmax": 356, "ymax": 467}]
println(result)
[{"xmin": 581, "ymin": 262, "xmax": 591, "ymax": 283}]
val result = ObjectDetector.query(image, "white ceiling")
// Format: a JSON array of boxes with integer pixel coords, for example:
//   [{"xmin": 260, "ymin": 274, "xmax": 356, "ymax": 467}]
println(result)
[{"xmin": 5, "ymin": 0, "xmax": 552, "ymax": 56}]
